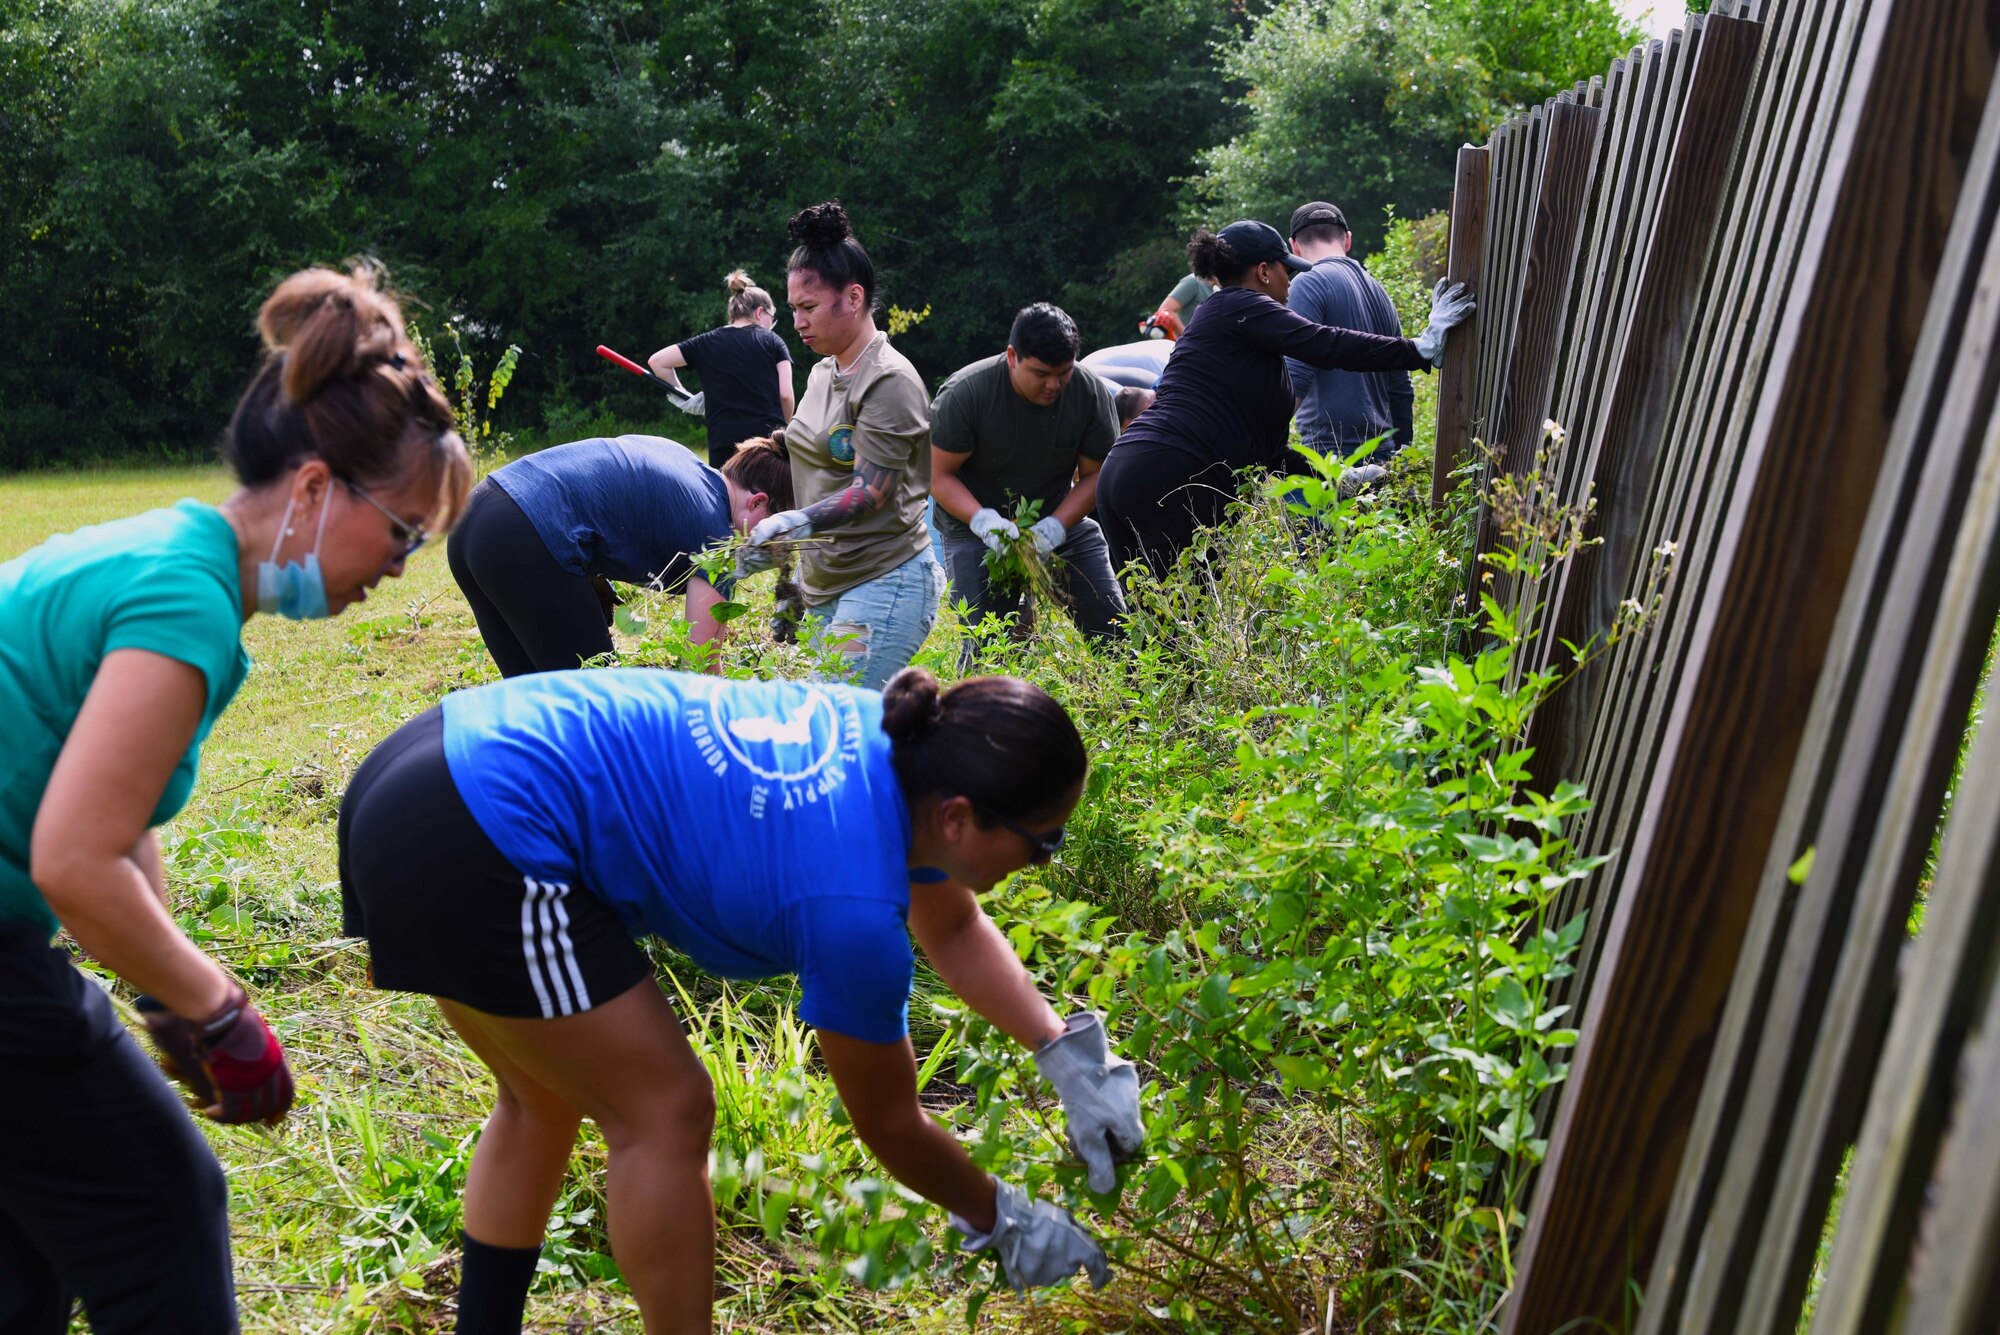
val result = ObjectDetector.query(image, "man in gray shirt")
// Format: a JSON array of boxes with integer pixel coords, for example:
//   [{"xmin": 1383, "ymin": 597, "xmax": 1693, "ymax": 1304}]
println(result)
[
  {"xmin": 930, "ymin": 303, "xmax": 1125, "ymax": 652},
  {"xmin": 1285, "ymin": 201, "xmax": 1415, "ymax": 465}
]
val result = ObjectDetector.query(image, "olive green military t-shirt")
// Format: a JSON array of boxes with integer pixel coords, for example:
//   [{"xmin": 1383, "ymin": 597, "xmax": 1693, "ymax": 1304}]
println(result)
[
  {"xmin": 788, "ymin": 332, "xmax": 932, "ymax": 605},
  {"xmin": 929, "ymin": 353, "xmax": 1117, "ymax": 539},
  {"xmin": 1169, "ymin": 273, "xmax": 1214, "ymax": 323}
]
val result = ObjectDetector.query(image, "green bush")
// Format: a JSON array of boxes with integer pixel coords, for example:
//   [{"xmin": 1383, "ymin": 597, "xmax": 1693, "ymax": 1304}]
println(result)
[{"xmin": 606, "ymin": 438, "xmax": 1632, "ymax": 1330}]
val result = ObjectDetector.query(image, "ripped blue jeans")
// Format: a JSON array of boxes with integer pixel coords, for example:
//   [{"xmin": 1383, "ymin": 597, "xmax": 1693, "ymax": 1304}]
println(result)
[{"xmin": 802, "ymin": 549, "xmax": 946, "ymax": 689}]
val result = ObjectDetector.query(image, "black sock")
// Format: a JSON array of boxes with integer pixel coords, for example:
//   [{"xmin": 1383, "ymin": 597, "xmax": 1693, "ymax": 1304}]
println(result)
[{"xmin": 456, "ymin": 1232, "xmax": 541, "ymax": 1335}]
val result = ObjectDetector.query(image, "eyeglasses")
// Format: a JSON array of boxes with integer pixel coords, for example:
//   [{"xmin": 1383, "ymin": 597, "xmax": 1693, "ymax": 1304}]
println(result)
[
  {"xmin": 343, "ymin": 480, "xmax": 428, "ymax": 557},
  {"xmin": 983, "ymin": 807, "xmax": 1066, "ymax": 865}
]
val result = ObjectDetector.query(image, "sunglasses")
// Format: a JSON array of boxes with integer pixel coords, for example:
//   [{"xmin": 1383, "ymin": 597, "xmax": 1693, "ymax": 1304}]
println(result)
[
  {"xmin": 344, "ymin": 479, "xmax": 429, "ymax": 558},
  {"xmin": 983, "ymin": 807, "xmax": 1066, "ymax": 864}
]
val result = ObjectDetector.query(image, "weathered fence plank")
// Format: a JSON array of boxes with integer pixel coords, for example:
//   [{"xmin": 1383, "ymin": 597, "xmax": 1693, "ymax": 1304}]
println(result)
[
  {"xmin": 1433, "ymin": 145, "xmax": 1490, "ymax": 507},
  {"xmin": 1521, "ymin": 13, "xmax": 1761, "ymax": 824},
  {"xmin": 1464, "ymin": 100, "xmax": 1601, "ymax": 618},
  {"xmin": 1800, "ymin": 170, "xmax": 2000, "ymax": 1332},
  {"xmin": 1501, "ymin": 0, "xmax": 1993, "ymax": 1324},
  {"xmin": 1558, "ymin": 0, "xmax": 1852, "ymax": 1011},
  {"xmin": 1890, "ymin": 692, "xmax": 2000, "ymax": 1331},
  {"xmin": 1673, "ymin": 12, "xmax": 2000, "ymax": 1323}
]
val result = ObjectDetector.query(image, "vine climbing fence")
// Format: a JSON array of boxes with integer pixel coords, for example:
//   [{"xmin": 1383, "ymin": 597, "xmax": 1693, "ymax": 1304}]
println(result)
[{"xmin": 1433, "ymin": 0, "xmax": 2000, "ymax": 1329}]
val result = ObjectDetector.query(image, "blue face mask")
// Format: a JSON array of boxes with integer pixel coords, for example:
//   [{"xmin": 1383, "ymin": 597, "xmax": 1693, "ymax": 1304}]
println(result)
[{"xmin": 257, "ymin": 494, "xmax": 333, "ymax": 620}]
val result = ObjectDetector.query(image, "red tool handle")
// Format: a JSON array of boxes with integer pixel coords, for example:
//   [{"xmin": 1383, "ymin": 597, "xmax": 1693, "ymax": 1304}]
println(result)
[{"xmin": 595, "ymin": 344, "xmax": 653, "ymax": 379}]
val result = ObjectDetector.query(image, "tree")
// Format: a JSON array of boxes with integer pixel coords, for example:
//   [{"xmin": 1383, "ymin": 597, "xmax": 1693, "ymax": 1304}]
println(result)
[{"xmin": 1188, "ymin": 0, "xmax": 1639, "ymax": 255}]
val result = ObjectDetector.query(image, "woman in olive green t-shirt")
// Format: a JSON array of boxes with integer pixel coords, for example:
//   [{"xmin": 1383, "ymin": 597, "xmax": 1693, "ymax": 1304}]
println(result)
[
  {"xmin": 0, "ymin": 264, "xmax": 471, "ymax": 1331},
  {"xmin": 738, "ymin": 202, "xmax": 944, "ymax": 688}
]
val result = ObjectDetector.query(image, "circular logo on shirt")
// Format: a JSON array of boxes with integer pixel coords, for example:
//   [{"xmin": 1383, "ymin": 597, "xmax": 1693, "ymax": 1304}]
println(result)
[
  {"xmin": 683, "ymin": 684, "xmax": 867, "ymax": 818},
  {"xmin": 828, "ymin": 424, "xmax": 856, "ymax": 466}
]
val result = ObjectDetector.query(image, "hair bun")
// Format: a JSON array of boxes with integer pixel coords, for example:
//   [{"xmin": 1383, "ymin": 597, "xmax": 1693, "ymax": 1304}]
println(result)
[
  {"xmin": 880, "ymin": 668, "xmax": 944, "ymax": 746},
  {"xmin": 788, "ymin": 201, "xmax": 855, "ymax": 251},
  {"xmin": 257, "ymin": 261, "xmax": 410, "ymax": 405},
  {"xmin": 767, "ymin": 426, "xmax": 789, "ymax": 459},
  {"xmin": 726, "ymin": 268, "xmax": 754, "ymax": 295}
]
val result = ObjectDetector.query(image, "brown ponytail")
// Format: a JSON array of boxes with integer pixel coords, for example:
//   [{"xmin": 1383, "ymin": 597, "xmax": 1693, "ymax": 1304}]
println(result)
[
  {"xmin": 720, "ymin": 428, "xmax": 795, "ymax": 511},
  {"xmin": 725, "ymin": 269, "xmax": 775, "ymax": 323},
  {"xmin": 223, "ymin": 262, "xmax": 474, "ymax": 528}
]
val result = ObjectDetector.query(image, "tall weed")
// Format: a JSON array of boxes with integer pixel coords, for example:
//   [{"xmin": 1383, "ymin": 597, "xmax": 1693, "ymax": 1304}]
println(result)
[{"xmin": 582, "ymin": 434, "xmax": 1639, "ymax": 1331}]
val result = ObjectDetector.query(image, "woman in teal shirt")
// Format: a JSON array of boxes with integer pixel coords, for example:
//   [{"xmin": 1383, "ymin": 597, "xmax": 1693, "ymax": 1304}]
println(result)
[{"xmin": 0, "ymin": 263, "xmax": 472, "ymax": 1333}]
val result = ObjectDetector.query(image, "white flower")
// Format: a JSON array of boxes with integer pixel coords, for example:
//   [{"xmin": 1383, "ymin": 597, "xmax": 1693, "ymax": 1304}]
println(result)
[
  {"xmin": 1620, "ymin": 598, "xmax": 1643, "ymax": 616},
  {"xmin": 1655, "ymin": 538, "xmax": 1679, "ymax": 559},
  {"xmin": 1542, "ymin": 418, "xmax": 1568, "ymax": 444}
]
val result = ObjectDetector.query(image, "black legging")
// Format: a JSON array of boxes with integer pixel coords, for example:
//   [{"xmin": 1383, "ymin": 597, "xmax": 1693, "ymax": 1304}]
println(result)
[
  {"xmin": 0, "ymin": 924, "xmax": 236, "ymax": 1335},
  {"xmin": 446, "ymin": 479, "xmax": 612, "ymax": 678},
  {"xmin": 1096, "ymin": 440, "xmax": 1240, "ymax": 584}
]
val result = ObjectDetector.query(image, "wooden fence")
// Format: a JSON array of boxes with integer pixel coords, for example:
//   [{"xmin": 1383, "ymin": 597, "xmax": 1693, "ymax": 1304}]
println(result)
[{"xmin": 1432, "ymin": 0, "xmax": 2000, "ymax": 1328}]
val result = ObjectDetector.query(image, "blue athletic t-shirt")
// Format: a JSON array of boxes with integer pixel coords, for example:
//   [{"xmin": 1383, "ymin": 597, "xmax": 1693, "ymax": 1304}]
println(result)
[
  {"xmin": 490, "ymin": 435, "xmax": 735, "ymax": 593},
  {"xmin": 440, "ymin": 669, "xmax": 914, "ymax": 1042}
]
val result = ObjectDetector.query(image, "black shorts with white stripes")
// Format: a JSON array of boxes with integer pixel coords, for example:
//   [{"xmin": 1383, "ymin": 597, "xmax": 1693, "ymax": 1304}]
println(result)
[{"xmin": 337, "ymin": 706, "xmax": 653, "ymax": 1019}]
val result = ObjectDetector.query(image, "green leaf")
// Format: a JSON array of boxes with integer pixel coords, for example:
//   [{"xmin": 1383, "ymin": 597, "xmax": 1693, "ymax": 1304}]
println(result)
[
  {"xmin": 1270, "ymin": 1054, "xmax": 1334, "ymax": 1091},
  {"xmin": 1787, "ymin": 846, "xmax": 1816, "ymax": 885},
  {"xmin": 1267, "ymin": 890, "xmax": 1306, "ymax": 936},
  {"xmin": 206, "ymin": 904, "xmax": 252, "ymax": 934},
  {"xmin": 1489, "ymin": 976, "xmax": 1532, "ymax": 1031},
  {"xmin": 1197, "ymin": 971, "xmax": 1235, "ymax": 1019}
]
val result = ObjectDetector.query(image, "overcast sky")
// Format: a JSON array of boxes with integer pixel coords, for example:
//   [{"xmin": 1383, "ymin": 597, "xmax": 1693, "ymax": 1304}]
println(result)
[{"xmin": 1614, "ymin": 0, "xmax": 1689, "ymax": 36}]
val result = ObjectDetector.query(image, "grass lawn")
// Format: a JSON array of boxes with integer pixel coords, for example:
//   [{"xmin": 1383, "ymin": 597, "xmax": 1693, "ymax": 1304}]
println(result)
[{"xmin": 3, "ymin": 466, "xmax": 981, "ymax": 1334}]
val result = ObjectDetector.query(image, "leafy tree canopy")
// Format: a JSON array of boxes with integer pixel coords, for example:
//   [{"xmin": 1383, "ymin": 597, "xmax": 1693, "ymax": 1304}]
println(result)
[
  {"xmin": 1, "ymin": 0, "xmax": 1637, "ymax": 465},
  {"xmin": 1189, "ymin": 0, "xmax": 1640, "ymax": 253}
]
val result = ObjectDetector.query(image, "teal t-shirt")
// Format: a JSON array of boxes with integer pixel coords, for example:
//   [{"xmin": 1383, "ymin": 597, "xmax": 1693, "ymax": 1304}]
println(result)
[{"xmin": 0, "ymin": 500, "xmax": 250, "ymax": 937}]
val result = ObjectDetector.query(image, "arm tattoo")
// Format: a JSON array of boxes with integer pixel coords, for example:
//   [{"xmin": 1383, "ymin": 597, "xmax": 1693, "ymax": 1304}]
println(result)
[{"xmin": 799, "ymin": 455, "xmax": 904, "ymax": 531}]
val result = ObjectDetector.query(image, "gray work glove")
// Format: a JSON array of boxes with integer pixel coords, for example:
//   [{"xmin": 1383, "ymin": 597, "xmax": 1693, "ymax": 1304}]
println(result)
[
  {"xmin": 969, "ymin": 507, "xmax": 1020, "ymax": 554},
  {"xmin": 1034, "ymin": 1012, "xmax": 1144, "ymax": 1195},
  {"xmin": 1413, "ymin": 279, "xmax": 1476, "ymax": 366},
  {"xmin": 1337, "ymin": 463, "xmax": 1389, "ymax": 499},
  {"xmin": 674, "ymin": 389, "xmax": 706, "ymax": 415},
  {"xmin": 738, "ymin": 509, "xmax": 812, "ymax": 577},
  {"xmin": 1028, "ymin": 516, "xmax": 1067, "ymax": 557},
  {"xmin": 951, "ymin": 1177, "xmax": 1110, "ymax": 1293}
]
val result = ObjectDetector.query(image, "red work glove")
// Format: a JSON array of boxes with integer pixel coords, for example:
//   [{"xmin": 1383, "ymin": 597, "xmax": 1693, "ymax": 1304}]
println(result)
[
  {"xmin": 135, "ymin": 992, "xmax": 217, "ymax": 1106},
  {"xmin": 136, "ymin": 986, "xmax": 294, "ymax": 1125}
]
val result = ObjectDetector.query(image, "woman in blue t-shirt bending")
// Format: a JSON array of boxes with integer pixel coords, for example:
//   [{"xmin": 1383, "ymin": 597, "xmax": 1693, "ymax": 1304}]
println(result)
[
  {"xmin": 446, "ymin": 432, "xmax": 796, "ymax": 678},
  {"xmin": 338, "ymin": 666, "xmax": 1143, "ymax": 1330},
  {"xmin": 0, "ymin": 263, "xmax": 473, "ymax": 1332}
]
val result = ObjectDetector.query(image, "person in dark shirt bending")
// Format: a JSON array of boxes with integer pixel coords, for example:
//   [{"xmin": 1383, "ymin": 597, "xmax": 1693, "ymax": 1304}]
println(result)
[{"xmin": 1095, "ymin": 219, "xmax": 1473, "ymax": 582}]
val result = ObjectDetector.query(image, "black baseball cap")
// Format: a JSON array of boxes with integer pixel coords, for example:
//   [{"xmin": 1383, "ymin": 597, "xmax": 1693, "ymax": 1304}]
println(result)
[
  {"xmin": 1289, "ymin": 201, "xmax": 1349, "ymax": 237},
  {"xmin": 1218, "ymin": 219, "xmax": 1311, "ymax": 273}
]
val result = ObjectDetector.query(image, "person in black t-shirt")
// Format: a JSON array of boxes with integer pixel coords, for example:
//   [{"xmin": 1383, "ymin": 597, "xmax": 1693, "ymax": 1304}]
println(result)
[
  {"xmin": 1096, "ymin": 220, "xmax": 1473, "ymax": 583},
  {"xmin": 649, "ymin": 270, "xmax": 796, "ymax": 467}
]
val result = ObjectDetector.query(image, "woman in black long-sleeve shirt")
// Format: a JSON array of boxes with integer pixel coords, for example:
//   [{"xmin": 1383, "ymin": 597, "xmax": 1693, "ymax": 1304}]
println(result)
[{"xmin": 1098, "ymin": 220, "xmax": 1472, "ymax": 581}]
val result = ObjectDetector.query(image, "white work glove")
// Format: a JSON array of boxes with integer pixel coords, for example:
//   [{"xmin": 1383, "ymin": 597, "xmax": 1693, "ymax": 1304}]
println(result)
[
  {"xmin": 951, "ymin": 1177, "xmax": 1110, "ymax": 1293},
  {"xmin": 1028, "ymin": 516, "xmax": 1067, "ymax": 557},
  {"xmin": 674, "ymin": 389, "xmax": 705, "ymax": 415},
  {"xmin": 969, "ymin": 507, "xmax": 1020, "ymax": 554},
  {"xmin": 737, "ymin": 509, "xmax": 812, "ymax": 577},
  {"xmin": 1034, "ymin": 1012, "xmax": 1144, "ymax": 1195},
  {"xmin": 1413, "ymin": 279, "xmax": 1475, "ymax": 366}
]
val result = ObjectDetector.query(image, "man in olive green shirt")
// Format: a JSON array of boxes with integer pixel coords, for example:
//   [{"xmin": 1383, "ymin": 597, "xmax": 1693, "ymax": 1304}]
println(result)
[
  {"xmin": 930, "ymin": 303, "xmax": 1125, "ymax": 652},
  {"xmin": 1140, "ymin": 273, "xmax": 1215, "ymax": 339}
]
